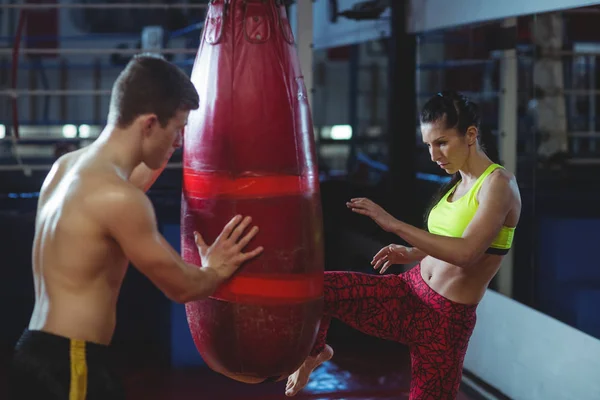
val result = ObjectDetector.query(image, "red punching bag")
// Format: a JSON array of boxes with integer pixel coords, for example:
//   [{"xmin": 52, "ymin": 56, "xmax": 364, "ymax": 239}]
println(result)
[{"xmin": 181, "ymin": 0, "xmax": 324, "ymax": 383}]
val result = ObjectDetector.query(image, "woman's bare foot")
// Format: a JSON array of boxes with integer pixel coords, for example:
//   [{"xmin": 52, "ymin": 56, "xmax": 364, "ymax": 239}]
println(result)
[{"xmin": 285, "ymin": 345, "xmax": 334, "ymax": 397}]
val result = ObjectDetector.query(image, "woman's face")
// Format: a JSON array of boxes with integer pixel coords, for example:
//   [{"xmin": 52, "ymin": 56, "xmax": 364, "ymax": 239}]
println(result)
[{"xmin": 421, "ymin": 120, "xmax": 476, "ymax": 174}]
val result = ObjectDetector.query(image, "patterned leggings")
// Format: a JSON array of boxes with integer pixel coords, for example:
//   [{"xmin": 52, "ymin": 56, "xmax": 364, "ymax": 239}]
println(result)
[{"xmin": 311, "ymin": 265, "xmax": 478, "ymax": 400}]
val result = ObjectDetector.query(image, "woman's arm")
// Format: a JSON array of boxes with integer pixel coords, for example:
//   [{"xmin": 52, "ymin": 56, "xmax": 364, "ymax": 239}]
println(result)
[
  {"xmin": 407, "ymin": 247, "xmax": 427, "ymax": 261},
  {"xmin": 371, "ymin": 244, "xmax": 427, "ymax": 274},
  {"xmin": 348, "ymin": 172, "xmax": 517, "ymax": 267}
]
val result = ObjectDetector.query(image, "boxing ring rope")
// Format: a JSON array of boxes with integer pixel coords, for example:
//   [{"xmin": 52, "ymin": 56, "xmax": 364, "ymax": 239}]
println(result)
[
  {"xmin": 1, "ymin": 48, "xmax": 199, "ymax": 55},
  {"xmin": 4, "ymin": 3, "xmax": 600, "ymax": 173},
  {"xmin": 1, "ymin": 90, "xmax": 112, "ymax": 97},
  {"xmin": 328, "ymin": 30, "xmax": 600, "ymax": 183},
  {"xmin": 414, "ymin": 41, "xmax": 600, "ymax": 160},
  {"xmin": 0, "ymin": 162, "xmax": 184, "ymax": 173},
  {"xmin": 3, "ymin": 57, "xmax": 594, "ymax": 117},
  {"xmin": 0, "ymin": 26, "xmax": 205, "ymax": 47},
  {"xmin": 0, "ymin": 2, "xmax": 208, "ymax": 176},
  {"xmin": 0, "ymin": 3, "xmax": 209, "ymax": 131},
  {"xmin": 0, "ymin": 3, "xmax": 208, "ymax": 10}
]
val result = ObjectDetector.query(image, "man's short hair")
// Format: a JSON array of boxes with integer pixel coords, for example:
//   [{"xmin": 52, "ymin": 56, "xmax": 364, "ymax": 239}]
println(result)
[{"xmin": 108, "ymin": 53, "xmax": 199, "ymax": 128}]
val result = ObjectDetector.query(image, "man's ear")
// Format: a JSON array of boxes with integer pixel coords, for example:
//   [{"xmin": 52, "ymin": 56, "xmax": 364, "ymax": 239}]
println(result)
[{"xmin": 140, "ymin": 114, "xmax": 158, "ymax": 137}]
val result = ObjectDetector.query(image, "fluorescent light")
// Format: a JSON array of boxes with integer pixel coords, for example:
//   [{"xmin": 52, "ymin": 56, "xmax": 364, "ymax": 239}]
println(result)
[
  {"xmin": 331, "ymin": 125, "xmax": 352, "ymax": 140},
  {"xmin": 79, "ymin": 124, "xmax": 91, "ymax": 138},
  {"xmin": 62, "ymin": 124, "xmax": 77, "ymax": 138}
]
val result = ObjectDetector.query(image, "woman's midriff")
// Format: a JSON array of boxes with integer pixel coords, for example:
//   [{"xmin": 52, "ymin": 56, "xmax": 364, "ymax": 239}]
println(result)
[{"xmin": 419, "ymin": 255, "xmax": 503, "ymax": 305}]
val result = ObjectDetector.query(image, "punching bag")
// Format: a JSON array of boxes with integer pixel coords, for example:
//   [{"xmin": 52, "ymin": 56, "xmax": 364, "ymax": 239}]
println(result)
[{"xmin": 181, "ymin": 0, "xmax": 324, "ymax": 383}]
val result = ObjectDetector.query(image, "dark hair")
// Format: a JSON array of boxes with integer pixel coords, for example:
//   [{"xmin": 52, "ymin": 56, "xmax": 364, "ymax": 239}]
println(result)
[
  {"xmin": 421, "ymin": 90, "xmax": 498, "ymax": 226},
  {"xmin": 108, "ymin": 53, "xmax": 199, "ymax": 128}
]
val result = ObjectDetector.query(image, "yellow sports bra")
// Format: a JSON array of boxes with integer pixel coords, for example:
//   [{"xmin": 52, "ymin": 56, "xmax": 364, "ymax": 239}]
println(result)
[{"xmin": 427, "ymin": 163, "xmax": 515, "ymax": 255}]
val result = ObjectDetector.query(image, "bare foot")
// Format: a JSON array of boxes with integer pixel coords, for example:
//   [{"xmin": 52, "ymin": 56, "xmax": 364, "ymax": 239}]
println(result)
[{"xmin": 285, "ymin": 345, "xmax": 334, "ymax": 397}]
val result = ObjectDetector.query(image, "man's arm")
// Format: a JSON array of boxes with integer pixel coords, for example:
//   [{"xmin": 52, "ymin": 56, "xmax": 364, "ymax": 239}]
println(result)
[
  {"xmin": 129, "ymin": 147, "xmax": 176, "ymax": 192},
  {"xmin": 129, "ymin": 160, "xmax": 167, "ymax": 192},
  {"xmin": 103, "ymin": 187, "xmax": 262, "ymax": 303}
]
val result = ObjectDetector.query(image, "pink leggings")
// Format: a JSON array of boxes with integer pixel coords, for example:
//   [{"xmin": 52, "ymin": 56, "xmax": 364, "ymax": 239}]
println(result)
[{"xmin": 311, "ymin": 265, "xmax": 478, "ymax": 400}]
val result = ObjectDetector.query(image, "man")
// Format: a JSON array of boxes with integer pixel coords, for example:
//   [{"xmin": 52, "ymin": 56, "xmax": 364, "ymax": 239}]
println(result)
[{"xmin": 8, "ymin": 54, "xmax": 263, "ymax": 399}]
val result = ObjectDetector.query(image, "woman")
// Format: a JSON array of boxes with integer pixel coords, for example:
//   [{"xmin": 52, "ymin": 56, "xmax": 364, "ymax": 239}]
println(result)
[{"xmin": 285, "ymin": 91, "xmax": 522, "ymax": 399}]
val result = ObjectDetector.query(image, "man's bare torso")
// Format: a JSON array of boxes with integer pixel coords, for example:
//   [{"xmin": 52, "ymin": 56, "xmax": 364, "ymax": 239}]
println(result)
[{"xmin": 29, "ymin": 148, "xmax": 132, "ymax": 345}]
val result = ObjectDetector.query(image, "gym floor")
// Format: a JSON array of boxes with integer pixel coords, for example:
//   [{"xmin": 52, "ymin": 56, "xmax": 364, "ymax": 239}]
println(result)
[
  {"xmin": 120, "ymin": 343, "xmax": 477, "ymax": 400},
  {"xmin": 0, "ymin": 327, "xmax": 477, "ymax": 400},
  {"xmin": 0, "ymin": 348, "xmax": 477, "ymax": 400}
]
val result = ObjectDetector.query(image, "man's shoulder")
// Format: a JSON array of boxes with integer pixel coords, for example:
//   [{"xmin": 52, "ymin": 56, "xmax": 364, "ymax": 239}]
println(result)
[
  {"xmin": 41, "ymin": 147, "xmax": 91, "ymax": 191},
  {"xmin": 54, "ymin": 146, "xmax": 89, "ymax": 169},
  {"xmin": 90, "ymin": 181, "xmax": 156, "ymax": 238},
  {"xmin": 90, "ymin": 178, "xmax": 151, "ymax": 212}
]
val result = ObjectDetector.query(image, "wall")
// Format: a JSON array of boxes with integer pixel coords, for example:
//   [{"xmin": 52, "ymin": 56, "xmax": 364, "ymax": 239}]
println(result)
[
  {"xmin": 464, "ymin": 290, "xmax": 600, "ymax": 400},
  {"xmin": 409, "ymin": 0, "xmax": 600, "ymax": 33},
  {"xmin": 295, "ymin": 0, "xmax": 600, "ymax": 48},
  {"xmin": 535, "ymin": 217, "xmax": 600, "ymax": 339}
]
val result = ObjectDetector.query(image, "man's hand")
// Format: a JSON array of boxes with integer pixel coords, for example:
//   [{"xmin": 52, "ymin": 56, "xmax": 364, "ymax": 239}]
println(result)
[{"xmin": 195, "ymin": 215, "xmax": 264, "ymax": 282}]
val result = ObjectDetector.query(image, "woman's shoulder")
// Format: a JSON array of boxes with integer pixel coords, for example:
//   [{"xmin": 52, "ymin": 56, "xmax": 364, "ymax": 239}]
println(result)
[{"xmin": 483, "ymin": 166, "xmax": 520, "ymax": 203}]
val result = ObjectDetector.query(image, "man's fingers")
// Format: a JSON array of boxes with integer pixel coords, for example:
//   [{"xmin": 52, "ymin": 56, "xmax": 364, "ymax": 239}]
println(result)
[
  {"xmin": 240, "ymin": 246, "xmax": 264, "ymax": 262},
  {"xmin": 236, "ymin": 226, "xmax": 259, "ymax": 250},
  {"xmin": 230, "ymin": 216, "xmax": 252, "ymax": 243},
  {"xmin": 218, "ymin": 214, "xmax": 243, "ymax": 241},
  {"xmin": 194, "ymin": 231, "xmax": 207, "ymax": 249}
]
